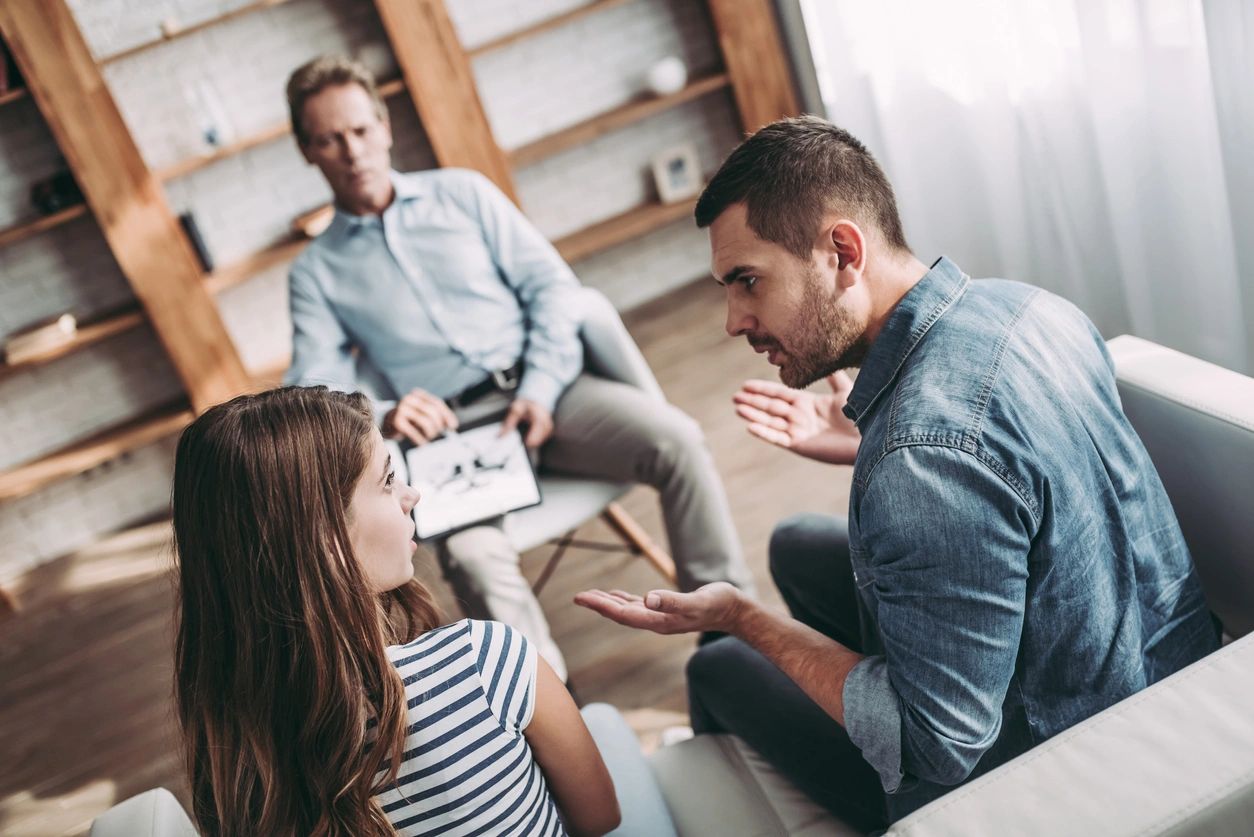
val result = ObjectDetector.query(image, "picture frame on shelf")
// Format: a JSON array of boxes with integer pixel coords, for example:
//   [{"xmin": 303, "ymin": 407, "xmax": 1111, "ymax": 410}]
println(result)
[{"xmin": 651, "ymin": 142, "xmax": 702, "ymax": 204}]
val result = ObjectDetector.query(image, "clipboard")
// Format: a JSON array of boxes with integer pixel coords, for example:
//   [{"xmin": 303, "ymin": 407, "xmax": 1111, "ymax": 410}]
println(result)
[{"xmin": 395, "ymin": 419, "xmax": 542, "ymax": 541}]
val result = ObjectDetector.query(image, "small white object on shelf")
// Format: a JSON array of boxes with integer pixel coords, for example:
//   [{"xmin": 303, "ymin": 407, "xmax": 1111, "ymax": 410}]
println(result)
[
  {"xmin": 646, "ymin": 56, "xmax": 688, "ymax": 97},
  {"xmin": 4, "ymin": 313, "xmax": 77, "ymax": 365}
]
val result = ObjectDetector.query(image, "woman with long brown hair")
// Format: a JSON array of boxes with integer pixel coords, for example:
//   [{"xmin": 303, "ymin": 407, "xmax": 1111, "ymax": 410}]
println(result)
[{"xmin": 171, "ymin": 386, "xmax": 622, "ymax": 836}]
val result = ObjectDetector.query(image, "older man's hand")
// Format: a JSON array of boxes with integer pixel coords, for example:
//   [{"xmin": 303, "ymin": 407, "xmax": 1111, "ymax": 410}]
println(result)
[{"xmin": 573, "ymin": 582, "xmax": 746, "ymax": 636}]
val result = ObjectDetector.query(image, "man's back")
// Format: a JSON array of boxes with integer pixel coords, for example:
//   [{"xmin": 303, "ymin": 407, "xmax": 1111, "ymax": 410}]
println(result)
[{"xmin": 845, "ymin": 258, "xmax": 1217, "ymax": 805}]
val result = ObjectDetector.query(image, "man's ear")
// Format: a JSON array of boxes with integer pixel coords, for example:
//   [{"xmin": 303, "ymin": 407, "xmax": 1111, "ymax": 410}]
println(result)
[{"xmin": 830, "ymin": 220, "xmax": 866, "ymax": 283}]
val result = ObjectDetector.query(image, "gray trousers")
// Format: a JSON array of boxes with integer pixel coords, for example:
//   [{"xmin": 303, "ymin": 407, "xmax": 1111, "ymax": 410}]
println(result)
[{"xmin": 437, "ymin": 373, "xmax": 754, "ymax": 682}]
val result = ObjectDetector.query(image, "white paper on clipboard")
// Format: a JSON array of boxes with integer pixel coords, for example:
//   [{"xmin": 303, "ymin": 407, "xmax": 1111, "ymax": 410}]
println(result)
[{"xmin": 402, "ymin": 421, "xmax": 541, "ymax": 540}]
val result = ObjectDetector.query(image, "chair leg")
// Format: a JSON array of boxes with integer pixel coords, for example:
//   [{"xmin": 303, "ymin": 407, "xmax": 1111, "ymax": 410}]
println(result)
[
  {"xmin": 532, "ymin": 530, "xmax": 576, "ymax": 595},
  {"xmin": 0, "ymin": 585, "xmax": 19, "ymax": 619},
  {"xmin": 601, "ymin": 502, "xmax": 678, "ymax": 585}
]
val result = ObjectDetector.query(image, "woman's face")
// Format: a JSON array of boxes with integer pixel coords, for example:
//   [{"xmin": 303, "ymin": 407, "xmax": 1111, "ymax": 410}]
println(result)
[{"xmin": 348, "ymin": 430, "xmax": 420, "ymax": 592}]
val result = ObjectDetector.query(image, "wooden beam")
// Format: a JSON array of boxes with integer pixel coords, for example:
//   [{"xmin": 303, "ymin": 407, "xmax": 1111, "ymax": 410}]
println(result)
[
  {"xmin": 705, "ymin": 0, "xmax": 800, "ymax": 133},
  {"xmin": 371, "ymin": 0, "xmax": 517, "ymax": 202},
  {"xmin": 0, "ymin": 0, "xmax": 250, "ymax": 412}
]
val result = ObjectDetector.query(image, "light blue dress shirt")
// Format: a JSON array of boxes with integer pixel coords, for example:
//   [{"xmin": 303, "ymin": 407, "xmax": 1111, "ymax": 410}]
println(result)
[{"xmin": 284, "ymin": 168, "xmax": 583, "ymax": 413}]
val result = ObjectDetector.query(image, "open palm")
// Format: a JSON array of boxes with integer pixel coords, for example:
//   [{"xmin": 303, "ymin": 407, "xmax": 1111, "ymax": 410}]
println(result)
[{"xmin": 733, "ymin": 372, "xmax": 861, "ymax": 465}]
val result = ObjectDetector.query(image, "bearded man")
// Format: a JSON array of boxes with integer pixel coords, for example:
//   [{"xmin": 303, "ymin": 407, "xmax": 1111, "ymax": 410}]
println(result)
[{"xmin": 575, "ymin": 116, "xmax": 1219, "ymax": 829}]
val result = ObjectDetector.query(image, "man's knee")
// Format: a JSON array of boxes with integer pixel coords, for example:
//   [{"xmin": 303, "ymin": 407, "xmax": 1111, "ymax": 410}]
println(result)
[
  {"xmin": 639, "ymin": 406, "xmax": 706, "ymax": 478},
  {"xmin": 686, "ymin": 636, "xmax": 751, "ymax": 695},
  {"xmin": 440, "ymin": 526, "xmax": 519, "ymax": 579},
  {"xmin": 768, "ymin": 512, "xmax": 843, "ymax": 589}
]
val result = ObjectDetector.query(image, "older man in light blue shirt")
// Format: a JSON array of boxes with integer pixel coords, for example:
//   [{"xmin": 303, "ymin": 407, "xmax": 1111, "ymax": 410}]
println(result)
[{"xmin": 282, "ymin": 56, "xmax": 752, "ymax": 680}]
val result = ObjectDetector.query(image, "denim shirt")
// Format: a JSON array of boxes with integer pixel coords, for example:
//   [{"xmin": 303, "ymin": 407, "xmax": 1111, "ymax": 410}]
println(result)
[
  {"xmin": 840, "ymin": 257, "xmax": 1218, "ymax": 815},
  {"xmin": 284, "ymin": 169, "xmax": 583, "ymax": 413}
]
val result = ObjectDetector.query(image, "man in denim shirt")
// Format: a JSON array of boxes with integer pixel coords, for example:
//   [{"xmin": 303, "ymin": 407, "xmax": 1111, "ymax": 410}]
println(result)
[{"xmin": 577, "ymin": 116, "xmax": 1219, "ymax": 828}]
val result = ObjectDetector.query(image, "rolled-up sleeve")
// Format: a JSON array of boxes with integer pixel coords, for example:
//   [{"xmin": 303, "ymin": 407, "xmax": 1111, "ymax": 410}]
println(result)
[{"xmin": 845, "ymin": 445, "xmax": 1034, "ymax": 791}]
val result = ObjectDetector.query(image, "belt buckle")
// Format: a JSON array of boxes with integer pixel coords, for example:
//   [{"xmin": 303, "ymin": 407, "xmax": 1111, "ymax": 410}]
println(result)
[{"xmin": 492, "ymin": 366, "xmax": 520, "ymax": 393}]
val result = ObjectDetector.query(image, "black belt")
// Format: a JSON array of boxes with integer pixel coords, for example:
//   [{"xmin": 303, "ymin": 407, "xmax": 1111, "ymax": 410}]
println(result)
[{"xmin": 447, "ymin": 362, "xmax": 523, "ymax": 410}]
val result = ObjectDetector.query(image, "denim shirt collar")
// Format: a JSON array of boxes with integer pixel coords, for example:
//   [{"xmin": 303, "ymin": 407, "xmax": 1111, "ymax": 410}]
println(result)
[
  {"xmin": 844, "ymin": 256, "xmax": 969, "ymax": 424},
  {"xmin": 327, "ymin": 170, "xmax": 422, "ymax": 237}
]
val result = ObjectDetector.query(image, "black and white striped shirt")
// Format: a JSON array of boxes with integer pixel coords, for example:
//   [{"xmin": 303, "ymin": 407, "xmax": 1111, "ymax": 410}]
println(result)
[{"xmin": 376, "ymin": 619, "xmax": 565, "ymax": 836}]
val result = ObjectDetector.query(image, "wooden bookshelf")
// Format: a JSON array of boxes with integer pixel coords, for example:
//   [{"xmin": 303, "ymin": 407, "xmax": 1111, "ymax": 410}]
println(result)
[
  {"xmin": 97, "ymin": 0, "xmax": 295, "ymax": 64},
  {"xmin": 510, "ymin": 71, "xmax": 730, "ymax": 167},
  {"xmin": 0, "ymin": 308, "xmax": 145, "ymax": 381},
  {"xmin": 0, "ymin": 401, "xmax": 194, "ymax": 502},
  {"xmin": 205, "ymin": 236, "xmax": 307, "ymax": 295},
  {"xmin": 0, "ymin": 86, "xmax": 27, "ymax": 107},
  {"xmin": 466, "ymin": 0, "xmax": 635, "ymax": 57},
  {"xmin": 554, "ymin": 196, "xmax": 697, "ymax": 264},
  {"xmin": 156, "ymin": 77, "xmax": 406, "ymax": 182},
  {"xmin": 0, "ymin": 203, "xmax": 89, "ymax": 249}
]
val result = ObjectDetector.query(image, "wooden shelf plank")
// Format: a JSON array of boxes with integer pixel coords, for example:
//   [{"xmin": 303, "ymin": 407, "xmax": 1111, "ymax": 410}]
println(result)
[
  {"xmin": 0, "ymin": 308, "xmax": 145, "ymax": 380},
  {"xmin": 205, "ymin": 237, "xmax": 307, "ymax": 295},
  {"xmin": 466, "ymin": 0, "xmax": 635, "ymax": 57},
  {"xmin": 0, "ymin": 401, "xmax": 194, "ymax": 502},
  {"xmin": 156, "ymin": 123, "xmax": 290, "ymax": 181},
  {"xmin": 0, "ymin": 86, "xmax": 28, "ymax": 107},
  {"xmin": 0, "ymin": 203, "xmax": 89, "ymax": 249},
  {"xmin": 98, "ymin": 0, "xmax": 295, "ymax": 64},
  {"xmin": 155, "ymin": 78, "xmax": 405, "ymax": 182},
  {"xmin": 554, "ymin": 197, "xmax": 697, "ymax": 264},
  {"xmin": 509, "ymin": 72, "xmax": 730, "ymax": 168}
]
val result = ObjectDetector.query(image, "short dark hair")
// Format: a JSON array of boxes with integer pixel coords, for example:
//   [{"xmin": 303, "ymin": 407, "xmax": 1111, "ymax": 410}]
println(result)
[
  {"xmin": 695, "ymin": 115, "xmax": 910, "ymax": 258},
  {"xmin": 286, "ymin": 55, "xmax": 386, "ymax": 146}
]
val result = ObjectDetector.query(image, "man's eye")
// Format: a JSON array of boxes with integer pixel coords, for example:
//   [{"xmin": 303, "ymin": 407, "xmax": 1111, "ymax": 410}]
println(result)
[{"xmin": 743, "ymin": 276, "xmax": 758, "ymax": 289}]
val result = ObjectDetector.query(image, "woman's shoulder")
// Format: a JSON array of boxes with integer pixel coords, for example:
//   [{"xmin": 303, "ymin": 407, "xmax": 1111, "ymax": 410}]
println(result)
[
  {"xmin": 385, "ymin": 619, "xmax": 530, "ymax": 671},
  {"xmin": 385, "ymin": 618, "xmax": 473, "ymax": 667}
]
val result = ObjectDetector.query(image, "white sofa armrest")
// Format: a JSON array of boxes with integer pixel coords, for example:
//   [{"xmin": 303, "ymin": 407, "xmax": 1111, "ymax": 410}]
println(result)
[{"xmin": 886, "ymin": 602, "xmax": 1254, "ymax": 837}]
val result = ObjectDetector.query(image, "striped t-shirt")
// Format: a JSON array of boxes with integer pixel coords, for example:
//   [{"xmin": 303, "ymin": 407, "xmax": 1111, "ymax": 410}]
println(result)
[{"xmin": 375, "ymin": 619, "xmax": 566, "ymax": 836}]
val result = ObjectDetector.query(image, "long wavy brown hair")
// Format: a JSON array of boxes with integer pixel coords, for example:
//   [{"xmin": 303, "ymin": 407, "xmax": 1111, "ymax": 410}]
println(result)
[{"xmin": 172, "ymin": 386, "xmax": 440, "ymax": 836}]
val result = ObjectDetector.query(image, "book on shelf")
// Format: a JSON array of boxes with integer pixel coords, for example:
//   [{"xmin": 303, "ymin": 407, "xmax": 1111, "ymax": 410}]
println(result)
[{"xmin": 4, "ymin": 313, "xmax": 77, "ymax": 365}]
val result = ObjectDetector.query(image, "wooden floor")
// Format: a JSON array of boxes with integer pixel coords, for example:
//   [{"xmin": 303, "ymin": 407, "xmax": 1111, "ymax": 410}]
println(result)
[{"xmin": 0, "ymin": 278, "xmax": 854, "ymax": 836}]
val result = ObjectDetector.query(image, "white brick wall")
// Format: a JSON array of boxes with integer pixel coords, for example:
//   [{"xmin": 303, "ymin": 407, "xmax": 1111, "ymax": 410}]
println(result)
[
  {"xmin": 466, "ymin": 0, "xmax": 721, "ymax": 151},
  {"xmin": 0, "ymin": 326, "xmax": 184, "ymax": 471},
  {"xmin": 0, "ymin": 216, "xmax": 135, "ymax": 341},
  {"xmin": 0, "ymin": 437, "xmax": 178, "ymax": 584},
  {"xmin": 0, "ymin": 0, "xmax": 750, "ymax": 581}
]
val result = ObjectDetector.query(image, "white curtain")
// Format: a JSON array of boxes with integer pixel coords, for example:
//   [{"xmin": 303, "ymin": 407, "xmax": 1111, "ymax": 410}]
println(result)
[{"xmin": 800, "ymin": 0, "xmax": 1254, "ymax": 373}]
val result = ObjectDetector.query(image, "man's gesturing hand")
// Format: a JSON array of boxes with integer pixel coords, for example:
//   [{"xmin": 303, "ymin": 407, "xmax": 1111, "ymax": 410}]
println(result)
[
  {"xmin": 501, "ymin": 398, "xmax": 554, "ymax": 448},
  {"xmin": 732, "ymin": 372, "xmax": 861, "ymax": 465},
  {"xmin": 573, "ymin": 582, "xmax": 746, "ymax": 636},
  {"xmin": 382, "ymin": 388, "xmax": 459, "ymax": 445}
]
